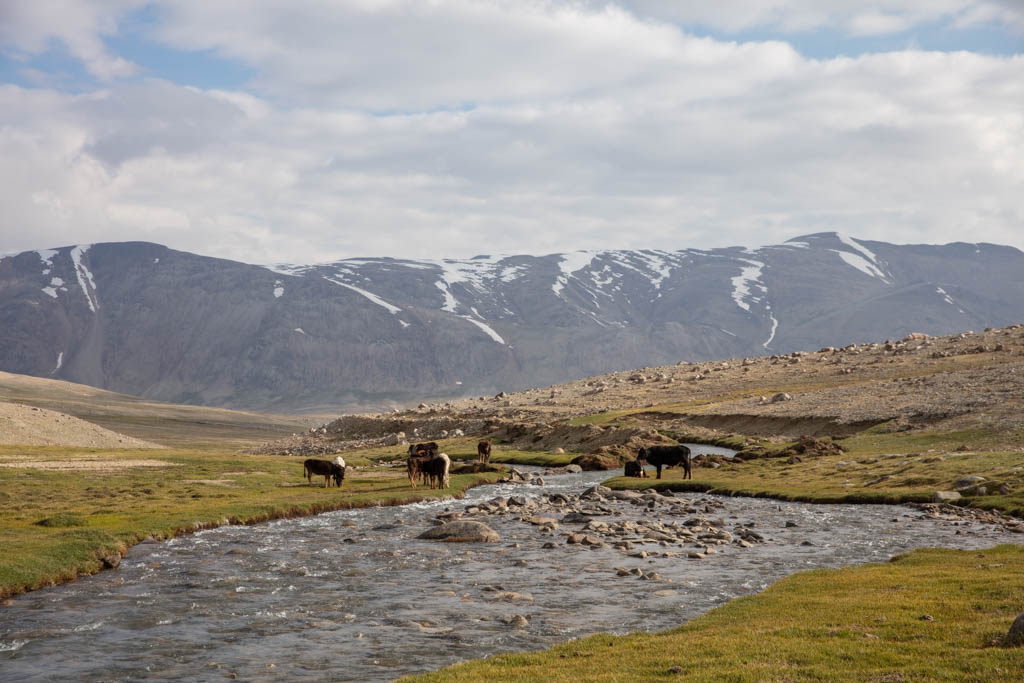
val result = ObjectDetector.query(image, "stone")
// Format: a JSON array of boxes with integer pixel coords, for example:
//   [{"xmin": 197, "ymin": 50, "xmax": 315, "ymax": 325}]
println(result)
[
  {"xmin": 489, "ymin": 592, "xmax": 533, "ymax": 602},
  {"xmin": 506, "ymin": 615, "xmax": 529, "ymax": 628},
  {"xmin": 770, "ymin": 392, "xmax": 792, "ymax": 403},
  {"xmin": 418, "ymin": 521, "xmax": 500, "ymax": 543},
  {"xmin": 932, "ymin": 491, "xmax": 962, "ymax": 503},
  {"xmin": 953, "ymin": 475, "xmax": 986, "ymax": 490},
  {"xmin": 528, "ymin": 516, "xmax": 558, "ymax": 527},
  {"xmin": 1007, "ymin": 612, "xmax": 1024, "ymax": 646},
  {"xmin": 564, "ymin": 464, "xmax": 583, "ymax": 474}
]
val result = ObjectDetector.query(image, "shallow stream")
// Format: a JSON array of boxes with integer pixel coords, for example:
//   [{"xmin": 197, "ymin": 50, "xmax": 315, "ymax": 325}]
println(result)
[{"xmin": 1, "ymin": 447, "xmax": 1014, "ymax": 681}]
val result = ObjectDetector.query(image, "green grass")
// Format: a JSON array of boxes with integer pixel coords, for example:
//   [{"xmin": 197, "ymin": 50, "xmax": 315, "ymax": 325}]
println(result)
[
  {"xmin": 601, "ymin": 430, "xmax": 1024, "ymax": 516},
  {"xmin": 401, "ymin": 544, "xmax": 1024, "ymax": 682},
  {"xmin": 0, "ymin": 445, "xmax": 503, "ymax": 599}
]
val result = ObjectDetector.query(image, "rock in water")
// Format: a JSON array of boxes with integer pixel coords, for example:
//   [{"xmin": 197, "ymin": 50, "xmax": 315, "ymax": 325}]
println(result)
[{"xmin": 418, "ymin": 521, "xmax": 500, "ymax": 543}]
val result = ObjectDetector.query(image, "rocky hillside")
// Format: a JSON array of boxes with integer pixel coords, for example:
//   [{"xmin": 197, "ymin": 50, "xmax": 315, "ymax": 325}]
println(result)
[{"xmin": 1, "ymin": 234, "xmax": 1022, "ymax": 411}]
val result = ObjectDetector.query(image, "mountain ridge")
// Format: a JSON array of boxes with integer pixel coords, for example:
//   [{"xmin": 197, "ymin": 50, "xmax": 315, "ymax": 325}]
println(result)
[{"xmin": 1, "ymin": 233, "xmax": 1021, "ymax": 411}]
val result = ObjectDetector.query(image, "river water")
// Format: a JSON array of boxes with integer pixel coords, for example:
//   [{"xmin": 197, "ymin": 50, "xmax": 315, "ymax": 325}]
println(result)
[{"xmin": 0, "ymin": 448, "xmax": 1015, "ymax": 682}]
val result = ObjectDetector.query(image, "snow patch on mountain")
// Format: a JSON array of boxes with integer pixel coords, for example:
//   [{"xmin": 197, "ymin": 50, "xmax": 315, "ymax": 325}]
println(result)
[
  {"xmin": 326, "ymin": 278, "xmax": 401, "ymax": 314},
  {"xmin": 552, "ymin": 251, "xmax": 599, "ymax": 297},
  {"xmin": 831, "ymin": 250, "xmax": 888, "ymax": 282},
  {"xmin": 833, "ymin": 233, "xmax": 891, "ymax": 283},
  {"xmin": 70, "ymin": 245, "xmax": 99, "ymax": 312},
  {"xmin": 273, "ymin": 280, "xmax": 284, "ymax": 298},
  {"xmin": 936, "ymin": 286, "xmax": 966, "ymax": 314},
  {"xmin": 461, "ymin": 316, "xmax": 506, "ymax": 344},
  {"xmin": 763, "ymin": 309, "xmax": 779, "ymax": 348},
  {"xmin": 37, "ymin": 249, "xmax": 57, "ymax": 270},
  {"xmin": 51, "ymin": 351, "xmax": 63, "ymax": 374},
  {"xmin": 731, "ymin": 258, "xmax": 766, "ymax": 313}
]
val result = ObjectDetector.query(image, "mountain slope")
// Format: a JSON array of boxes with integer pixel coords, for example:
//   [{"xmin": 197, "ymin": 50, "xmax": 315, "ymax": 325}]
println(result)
[{"xmin": 1, "ymin": 233, "xmax": 1021, "ymax": 410}]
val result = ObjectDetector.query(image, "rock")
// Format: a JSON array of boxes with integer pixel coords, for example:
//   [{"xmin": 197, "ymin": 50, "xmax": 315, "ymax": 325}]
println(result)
[
  {"xmin": 581, "ymin": 485, "xmax": 612, "ymax": 499},
  {"xmin": 507, "ymin": 496, "xmax": 528, "ymax": 507},
  {"xmin": 489, "ymin": 592, "xmax": 533, "ymax": 602},
  {"xmin": 418, "ymin": 521, "xmax": 500, "ymax": 543},
  {"xmin": 550, "ymin": 447, "xmax": 565, "ymax": 454},
  {"xmin": 770, "ymin": 392, "xmax": 792, "ymax": 403},
  {"xmin": 953, "ymin": 476, "xmax": 986, "ymax": 489},
  {"xmin": 561, "ymin": 514, "xmax": 592, "ymax": 526},
  {"xmin": 571, "ymin": 454, "xmax": 622, "ymax": 471},
  {"xmin": 567, "ymin": 533, "xmax": 585, "ymax": 545},
  {"xmin": 528, "ymin": 516, "xmax": 558, "ymax": 527},
  {"xmin": 1007, "ymin": 612, "xmax": 1024, "ymax": 646},
  {"xmin": 564, "ymin": 464, "xmax": 583, "ymax": 473},
  {"xmin": 506, "ymin": 615, "xmax": 529, "ymax": 628},
  {"xmin": 932, "ymin": 491, "xmax": 962, "ymax": 503}
]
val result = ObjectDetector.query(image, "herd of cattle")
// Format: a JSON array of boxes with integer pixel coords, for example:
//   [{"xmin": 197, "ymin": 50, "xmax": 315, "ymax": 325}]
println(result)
[{"xmin": 301, "ymin": 441, "xmax": 694, "ymax": 489}]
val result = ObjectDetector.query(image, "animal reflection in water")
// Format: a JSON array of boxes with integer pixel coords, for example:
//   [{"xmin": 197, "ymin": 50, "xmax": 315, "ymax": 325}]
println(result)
[
  {"xmin": 406, "ymin": 442, "xmax": 451, "ymax": 489},
  {"xmin": 303, "ymin": 457, "xmax": 346, "ymax": 487}
]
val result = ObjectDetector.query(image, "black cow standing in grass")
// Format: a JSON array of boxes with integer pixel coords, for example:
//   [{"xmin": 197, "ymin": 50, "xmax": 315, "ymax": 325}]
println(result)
[
  {"xmin": 624, "ymin": 459, "xmax": 647, "ymax": 478},
  {"xmin": 304, "ymin": 458, "xmax": 345, "ymax": 487},
  {"xmin": 636, "ymin": 445, "xmax": 691, "ymax": 480}
]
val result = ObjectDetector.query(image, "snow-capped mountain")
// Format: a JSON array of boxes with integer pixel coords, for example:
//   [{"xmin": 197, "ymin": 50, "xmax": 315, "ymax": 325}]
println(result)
[{"xmin": 1, "ymin": 233, "xmax": 1021, "ymax": 411}]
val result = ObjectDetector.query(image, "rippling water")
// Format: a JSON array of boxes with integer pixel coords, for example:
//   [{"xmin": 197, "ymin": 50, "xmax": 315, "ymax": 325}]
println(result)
[{"xmin": 1, "ymin": 453, "xmax": 1013, "ymax": 682}]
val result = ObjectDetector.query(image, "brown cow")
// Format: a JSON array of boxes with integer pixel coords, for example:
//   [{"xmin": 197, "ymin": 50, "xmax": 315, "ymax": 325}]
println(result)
[
  {"xmin": 477, "ymin": 440, "xmax": 492, "ymax": 464},
  {"xmin": 406, "ymin": 453, "xmax": 431, "ymax": 487}
]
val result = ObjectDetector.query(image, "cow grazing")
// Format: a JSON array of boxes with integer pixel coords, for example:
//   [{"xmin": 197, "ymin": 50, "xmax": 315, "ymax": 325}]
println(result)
[
  {"xmin": 422, "ymin": 452, "xmax": 451, "ymax": 489},
  {"xmin": 636, "ymin": 445, "xmax": 691, "ymax": 480},
  {"xmin": 624, "ymin": 459, "xmax": 647, "ymax": 478},
  {"xmin": 304, "ymin": 458, "xmax": 345, "ymax": 487},
  {"xmin": 406, "ymin": 453, "xmax": 431, "ymax": 487},
  {"xmin": 477, "ymin": 440, "xmax": 492, "ymax": 464}
]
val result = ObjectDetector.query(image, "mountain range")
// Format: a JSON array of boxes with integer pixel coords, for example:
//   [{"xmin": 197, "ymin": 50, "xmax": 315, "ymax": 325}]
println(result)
[{"xmin": 1, "ymin": 232, "xmax": 1021, "ymax": 411}]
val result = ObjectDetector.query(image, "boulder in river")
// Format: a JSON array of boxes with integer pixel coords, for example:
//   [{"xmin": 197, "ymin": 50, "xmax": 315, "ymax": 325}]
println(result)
[{"xmin": 418, "ymin": 521, "xmax": 500, "ymax": 543}]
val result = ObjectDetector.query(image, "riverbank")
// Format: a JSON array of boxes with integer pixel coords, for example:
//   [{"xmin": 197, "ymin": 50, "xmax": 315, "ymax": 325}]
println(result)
[
  {"xmin": 0, "ymin": 444, "xmax": 508, "ymax": 601},
  {"xmin": 401, "ymin": 543, "xmax": 1024, "ymax": 682},
  {"xmin": 603, "ymin": 428, "xmax": 1024, "ymax": 519}
]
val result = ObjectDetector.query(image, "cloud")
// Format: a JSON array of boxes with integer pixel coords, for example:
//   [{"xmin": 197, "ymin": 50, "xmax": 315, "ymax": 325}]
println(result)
[
  {"xmin": 0, "ymin": 2, "xmax": 1022, "ymax": 264},
  {"xmin": 0, "ymin": 1, "xmax": 143, "ymax": 80}
]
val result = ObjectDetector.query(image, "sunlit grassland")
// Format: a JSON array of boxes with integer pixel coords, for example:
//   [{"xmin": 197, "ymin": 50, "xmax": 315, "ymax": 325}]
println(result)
[{"xmin": 0, "ymin": 444, "xmax": 504, "ymax": 599}]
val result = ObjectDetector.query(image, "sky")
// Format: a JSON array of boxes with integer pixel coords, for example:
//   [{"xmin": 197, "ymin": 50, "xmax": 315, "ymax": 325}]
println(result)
[{"xmin": 0, "ymin": 1, "xmax": 1022, "ymax": 264}]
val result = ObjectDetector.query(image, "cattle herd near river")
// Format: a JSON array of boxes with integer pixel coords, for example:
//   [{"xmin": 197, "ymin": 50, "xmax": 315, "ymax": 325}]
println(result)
[{"xmin": 301, "ymin": 441, "xmax": 694, "ymax": 489}]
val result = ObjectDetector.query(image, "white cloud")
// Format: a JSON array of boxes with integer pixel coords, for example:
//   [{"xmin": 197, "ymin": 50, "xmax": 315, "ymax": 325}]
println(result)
[
  {"xmin": 0, "ymin": 2, "xmax": 1022, "ymax": 263},
  {"xmin": 0, "ymin": 1, "xmax": 143, "ymax": 80}
]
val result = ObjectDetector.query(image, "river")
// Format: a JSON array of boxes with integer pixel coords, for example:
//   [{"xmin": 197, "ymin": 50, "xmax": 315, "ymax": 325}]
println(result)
[{"xmin": 0, "ymin": 446, "xmax": 1014, "ymax": 681}]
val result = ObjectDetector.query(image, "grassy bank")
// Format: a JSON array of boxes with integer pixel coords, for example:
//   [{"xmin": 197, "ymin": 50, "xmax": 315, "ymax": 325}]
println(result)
[
  {"xmin": 603, "ymin": 428, "xmax": 1024, "ymax": 517},
  {"xmin": 401, "ymin": 544, "xmax": 1024, "ymax": 682},
  {"xmin": 0, "ymin": 445, "xmax": 503, "ymax": 600}
]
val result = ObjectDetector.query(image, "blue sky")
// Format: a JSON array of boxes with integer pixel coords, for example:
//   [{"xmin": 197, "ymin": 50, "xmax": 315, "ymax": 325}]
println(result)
[{"xmin": 0, "ymin": 1, "xmax": 1022, "ymax": 263}]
